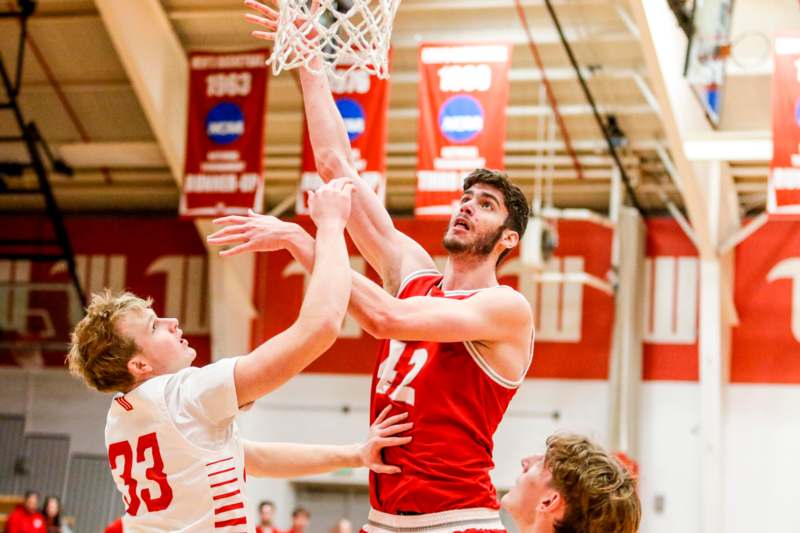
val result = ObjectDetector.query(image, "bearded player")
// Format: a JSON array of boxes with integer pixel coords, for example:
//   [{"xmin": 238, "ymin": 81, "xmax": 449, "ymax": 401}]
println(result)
[
  {"xmin": 216, "ymin": 5, "xmax": 536, "ymax": 532},
  {"xmin": 69, "ymin": 181, "xmax": 413, "ymax": 532}
]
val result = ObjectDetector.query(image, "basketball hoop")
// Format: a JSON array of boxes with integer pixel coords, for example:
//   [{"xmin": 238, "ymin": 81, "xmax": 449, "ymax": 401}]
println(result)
[{"xmin": 268, "ymin": 0, "xmax": 400, "ymax": 79}]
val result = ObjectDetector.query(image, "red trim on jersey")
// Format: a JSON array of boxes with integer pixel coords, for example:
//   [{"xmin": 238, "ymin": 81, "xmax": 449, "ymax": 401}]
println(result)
[
  {"xmin": 215, "ymin": 502, "xmax": 245, "ymax": 514},
  {"xmin": 205, "ymin": 456, "xmax": 234, "ymax": 467},
  {"xmin": 208, "ymin": 466, "xmax": 236, "ymax": 477},
  {"xmin": 210, "ymin": 477, "xmax": 238, "ymax": 488},
  {"xmin": 114, "ymin": 396, "xmax": 133, "ymax": 411},
  {"xmin": 212, "ymin": 489, "xmax": 241, "ymax": 501},
  {"xmin": 215, "ymin": 517, "xmax": 248, "ymax": 527}
]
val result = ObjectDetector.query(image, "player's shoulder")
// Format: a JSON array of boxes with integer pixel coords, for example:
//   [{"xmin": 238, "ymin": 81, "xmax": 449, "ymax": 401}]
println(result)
[
  {"xmin": 474, "ymin": 285, "xmax": 532, "ymax": 317},
  {"xmin": 121, "ymin": 373, "xmax": 172, "ymax": 403},
  {"xmin": 396, "ymin": 268, "xmax": 442, "ymax": 297}
]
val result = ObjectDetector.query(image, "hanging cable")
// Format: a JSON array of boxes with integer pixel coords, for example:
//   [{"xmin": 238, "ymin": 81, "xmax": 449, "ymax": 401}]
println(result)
[
  {"xmin": 513, "ymin": 0, "xmax": 583, "ymax": 180},
  {"xmin": 542, "ymin": 0, "xmax": 645, "ymax": 216}
]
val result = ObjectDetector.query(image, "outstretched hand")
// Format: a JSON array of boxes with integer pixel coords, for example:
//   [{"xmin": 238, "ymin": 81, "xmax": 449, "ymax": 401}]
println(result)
[
  {"xmin": 206, "ymin": 210, "xmax": 298, "ymax": 257},
  {"xmin": 359, "ymin": 405, "xmax": 413, "ymax": 474},
  {"xmin": 308, "ymin": 178, "xmax": 355, "ymax": 228},
  {"xmin": 245, "ymin": 0, "xmax": 321, "ymax": 43}
]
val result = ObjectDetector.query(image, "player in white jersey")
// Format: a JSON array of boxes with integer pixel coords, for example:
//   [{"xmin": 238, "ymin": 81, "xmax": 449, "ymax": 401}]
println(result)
[{"xmin": 68, "ymin": 180, "xmax": 412, "ymax": 532}]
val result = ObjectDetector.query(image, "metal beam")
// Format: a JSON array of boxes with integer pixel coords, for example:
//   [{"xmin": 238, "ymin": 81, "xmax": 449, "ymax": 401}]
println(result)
[
  {"xmin": 93, "ymin": 0, "xmax": 187, "ymax": 181},
  {"xmin": 0, "ymin": 140, "xmax": 652, "ymax": 170},
  {"xmin": 630, "ymin": 7, "xmax": 746, "ymax": 533},
  {"xmin": 629, "ymin": 0, "xmax": 719, "ymax": 258},
  {"xmin": 607, "ymin": 207, "xmax": 645, "ymax": 455}
]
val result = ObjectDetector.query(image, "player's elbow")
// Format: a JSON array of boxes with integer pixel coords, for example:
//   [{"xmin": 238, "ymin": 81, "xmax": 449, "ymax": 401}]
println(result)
[
  {"xmin": 367, "ymin": 308, "xmax": 400, "ymax": 340},
  {"xmin": 308, "ymin": 315, "xmax": 342, "ymax": 351},
  {"xmin": 316, "ymin": 148, "xmax": 352, "ymax": 181}
]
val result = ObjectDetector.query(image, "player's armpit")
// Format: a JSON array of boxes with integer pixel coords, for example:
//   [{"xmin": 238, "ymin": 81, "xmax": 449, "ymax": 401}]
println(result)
[{"xmin": 387, "ymin": 232, "xmax": 438, "ymax": 295}]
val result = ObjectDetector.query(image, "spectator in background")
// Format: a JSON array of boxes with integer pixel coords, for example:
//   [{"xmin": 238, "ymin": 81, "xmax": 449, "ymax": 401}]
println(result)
[
  {"xmin": 40, "ymin": 496, "xmax": 71, "ymax": 533},
  {"xmin": 5, "ymin": 490, "xmax": 45, "ymax": 533},
  {"xmin": 256, "ymin": 500, "xmax": 281, "ymax": 533},
  {"xmin": 287, "ymin": 508, "xmax": 310, "ymax": 533},
  {"xmin": 102, "ymin": 517, "xmax": 122, "ymax": 533},
  {"xmin": 330, "ymin": 518, "xmax": 352, "ymax": 533}
]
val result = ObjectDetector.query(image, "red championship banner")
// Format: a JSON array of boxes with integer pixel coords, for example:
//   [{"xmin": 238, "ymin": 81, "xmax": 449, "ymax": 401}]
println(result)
[
  {"xmin": 252, "ymin": 218, "xmax": 614, "ymax": 379},
  {"xmin": 297, "ymin": 63, "xmax": 391, "ymax": 214},
  {"xmin": 0, "ymin": 216, "xmax": 211, "ymax": 368},
  {"xmin": 415, "ymin": 43, "xmax": 512, "ymax": 217},
  {"xmin": 180, "ymin": 50, "xmax": 269, "ymax": 217},
  {"xmin": 767, "ymin": 35, "xmax": 800, "ymax": 216}
]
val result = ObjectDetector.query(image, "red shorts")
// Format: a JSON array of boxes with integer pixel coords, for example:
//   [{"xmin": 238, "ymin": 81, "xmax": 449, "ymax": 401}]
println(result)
[{"xmin": 360, "ymin": 508, "xmax": 506, "ymax": 533}]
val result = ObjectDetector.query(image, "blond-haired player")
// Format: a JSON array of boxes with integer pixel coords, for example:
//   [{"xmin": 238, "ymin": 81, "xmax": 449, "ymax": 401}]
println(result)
[
  {"xmin": 502, "ymin": 434, "xmax": 641, "ymax": 533},
  {"xmin": 68, "ymin": 180, "xmax": 412, "ymax": 532}
]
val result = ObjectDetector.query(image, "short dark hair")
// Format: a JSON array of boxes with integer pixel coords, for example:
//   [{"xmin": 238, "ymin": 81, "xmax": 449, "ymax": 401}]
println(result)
[
  {"xmin": 259, "ymin": 500, "xmax": 274, "ymax": 511},
  {"xmin": 462, "ymin": 168, "xmax": 529, "ymax": 263},
  {"xmin": 24, "ymin": 490, "xmax": 39, "ymax": 500},
  {"xmin": 292, "ymin": 507, "xmax": 310, "ymax": 518}
]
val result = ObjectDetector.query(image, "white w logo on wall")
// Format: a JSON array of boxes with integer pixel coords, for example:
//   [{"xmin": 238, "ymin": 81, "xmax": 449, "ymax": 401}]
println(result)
[
  {"xmin": 767, "ymin": 258, "xmax": 800, "ymax": 343},
  {"xmin": 500, "ymin": 257, "xmax": 585, "ymax": 342},
  {"xmin": 0, "ymin": 255, "xmax": 209, "ymax": 338},
  {"xmin": 643, "ymin": 257, "xmax": 699, "ymax": 344}
]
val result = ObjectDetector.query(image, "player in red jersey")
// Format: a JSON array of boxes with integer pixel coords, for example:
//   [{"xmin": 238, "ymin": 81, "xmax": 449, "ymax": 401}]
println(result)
[{"xmin": 235, "ymin": 3, "xmax": 534, "ymax": 532}]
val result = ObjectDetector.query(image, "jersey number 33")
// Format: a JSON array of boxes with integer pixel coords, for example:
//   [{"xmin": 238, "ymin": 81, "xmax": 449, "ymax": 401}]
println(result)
[{"xmin": 108, "ymin": 432, "xmax": 174, "ymax": 515}]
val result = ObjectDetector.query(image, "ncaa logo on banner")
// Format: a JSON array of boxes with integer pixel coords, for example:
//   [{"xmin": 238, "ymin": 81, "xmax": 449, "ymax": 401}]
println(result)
[
  {"xmin": 438, "ymin": 95, "xmax": 484, "ymax": 143},
  {"xmin": 206, "ymin": 102, "xmax": 245, "ymax": 145},
  {"xmin": 336, "ymin": 98, "xmax": 366, "ymax": 142}
]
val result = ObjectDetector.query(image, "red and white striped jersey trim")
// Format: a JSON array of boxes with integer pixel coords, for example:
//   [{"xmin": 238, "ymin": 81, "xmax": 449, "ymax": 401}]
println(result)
[
  {"xmin": 114, "ymin": 395, "xmax": 134, "ymax": 411},
  {"xmin": 363, "ymin": 508, "xmax": 505, "ymax": 533},
  {"xmin": 205, "ymin": 456, "xmax": 248, "ymax": 531}
]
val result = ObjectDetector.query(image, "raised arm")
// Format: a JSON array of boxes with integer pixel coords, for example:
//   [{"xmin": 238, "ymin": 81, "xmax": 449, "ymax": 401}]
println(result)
[
  {"xmin": 243, "ymin": 406, "xmax": 411, "ymax": 477},
  {"xmin": 231, "ymin": 180, "xmax": 353, "ymax": 406},
  {"xmin": 207, "ymin": 213, "xmax": 532, "ymax": 381},
  {"xmin": 245, "ymin": 0, "xmax": 435, "ymax": 294}
]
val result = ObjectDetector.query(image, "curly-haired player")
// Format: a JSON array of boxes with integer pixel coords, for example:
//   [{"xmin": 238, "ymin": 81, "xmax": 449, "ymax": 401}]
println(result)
[{"xmin": 502, "ymin": 434, "xmax": 641, "ymax": 533}]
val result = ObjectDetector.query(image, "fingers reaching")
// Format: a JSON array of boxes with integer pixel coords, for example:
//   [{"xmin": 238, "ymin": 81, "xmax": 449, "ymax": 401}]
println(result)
[
  {"xmin": 370, "ymin": 463, "xmax": 401, "ymax": 475},
  {"xmin": 374, "ymin": 405, "xmax": 393, "ymax": 424},
  {"xmin": 206, "ymin": 234, "xmax": 248, "ymax": 246},
  {"xmin": 207, "ymin": 224, "xmax": 249, "ymax": 242},
  {"xmin": 379, "ymin": 436, "xmax": 412, "ymax": 447},
  {"xmin": 211, "ymin": 215, "xmax": 250, "ymax": 226},
  {"xmin": 245, "ymin": 13, "xmax": 277, "ymax": 30},
  {"xmin": 328, "ymin": 177, "xmax": 354, "ymax": 190},
  {"xmin": 251, "ymin": 30, "xmax": 276, "ymax": 41},
  {"xmin": 245, "ymin": 0, "xmax": 278, "ymax": 18},
  {"xmin": 377, "ymin": 412, "xmax": 409, "ymax": 430},
  {"xmin": 379, "ymin": 422, "xmax": 413, "ymax": 437},
  {"xmin": 219, "ymin": 242, "xmax": 256, "ymax": 257}
]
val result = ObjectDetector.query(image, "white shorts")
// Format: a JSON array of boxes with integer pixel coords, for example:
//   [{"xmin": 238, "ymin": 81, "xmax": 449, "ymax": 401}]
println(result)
[{"xmin": 360, "ymin": 507, "xmax": 505, "ymax": 533}]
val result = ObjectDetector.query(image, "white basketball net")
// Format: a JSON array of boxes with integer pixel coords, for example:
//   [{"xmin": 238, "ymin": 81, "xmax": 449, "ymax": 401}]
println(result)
[{"xmin": 268, "ymin": 0, "xmax": 400, "ymax": 79}]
